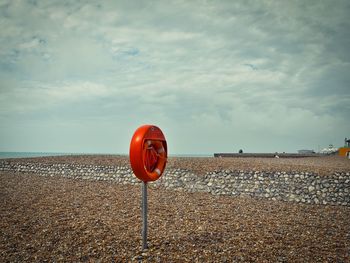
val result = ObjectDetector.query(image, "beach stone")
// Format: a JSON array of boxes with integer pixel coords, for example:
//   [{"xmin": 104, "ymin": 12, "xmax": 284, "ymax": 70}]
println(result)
[
  {"xmin": 1, "ymin": 161, "xmax": 350, "ymax": 207},
  {"xmin": 308, "ymin": 186, "xmax": 315, "ymax": 192}
]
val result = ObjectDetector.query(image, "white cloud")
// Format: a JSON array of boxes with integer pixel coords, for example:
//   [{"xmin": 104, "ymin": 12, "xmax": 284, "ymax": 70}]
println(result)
[{"xmin": 0, "ymin": 80, "xmax": 111, "ymax": 115}]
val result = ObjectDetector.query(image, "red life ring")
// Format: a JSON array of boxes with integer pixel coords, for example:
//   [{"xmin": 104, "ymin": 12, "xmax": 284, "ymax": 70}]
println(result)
[{"xmin": 129, "ymin": 125, "xmax": 167, "ymax": 182}]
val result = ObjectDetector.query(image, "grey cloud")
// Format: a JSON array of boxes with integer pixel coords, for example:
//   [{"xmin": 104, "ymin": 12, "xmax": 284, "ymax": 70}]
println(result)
[{"xmin": 0, "ymin": 0, "xmax": 349, "ymax": 153}]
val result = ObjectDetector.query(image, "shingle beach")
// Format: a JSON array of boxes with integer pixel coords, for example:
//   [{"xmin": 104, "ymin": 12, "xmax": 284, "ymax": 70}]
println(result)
[{"xmin": 1, "ymin": 155, "xmax": 349, "ymax": 262}]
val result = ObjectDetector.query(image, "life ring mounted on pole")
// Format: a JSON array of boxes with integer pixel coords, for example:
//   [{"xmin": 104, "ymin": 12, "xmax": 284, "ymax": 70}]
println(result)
[{"xmin": 129, "ymin": 125, "xmax": 168, "ymax": 182}]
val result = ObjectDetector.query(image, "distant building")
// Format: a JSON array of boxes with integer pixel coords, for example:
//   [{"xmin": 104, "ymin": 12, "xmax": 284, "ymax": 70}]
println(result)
[
  {"xmin": 345, "ymin": 138, "xmax": 350, "ymax": 147},
  {"xmin": 298, "ymin": 149, "xmax": 315, "ymax": 154}
]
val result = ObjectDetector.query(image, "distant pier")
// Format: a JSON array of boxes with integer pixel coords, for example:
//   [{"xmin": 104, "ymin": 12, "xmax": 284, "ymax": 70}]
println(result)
[{"xmin": 214, "ymin": 153, "xmax": 321, "ymax": 158}]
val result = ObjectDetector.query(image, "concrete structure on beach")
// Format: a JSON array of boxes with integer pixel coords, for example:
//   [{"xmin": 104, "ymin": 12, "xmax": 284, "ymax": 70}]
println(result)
[
  {"xmin": 214, "ymin": 153, "xmax": 319, "ymax": 158},
  {"xmin": 338, "ymin": 138, "xmax": 350, "ymax": 158}
]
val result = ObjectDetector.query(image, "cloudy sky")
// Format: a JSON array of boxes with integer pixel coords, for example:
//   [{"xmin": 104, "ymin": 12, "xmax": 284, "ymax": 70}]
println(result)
[{"xmin": 0, "ymin": 0, "xmax": 349, "ymax": 155}]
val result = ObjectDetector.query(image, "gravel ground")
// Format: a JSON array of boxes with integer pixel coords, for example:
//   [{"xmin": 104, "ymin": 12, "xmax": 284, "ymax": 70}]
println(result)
[
  {"xmin": 1, "ymin": 170, "xmax": 350, "ymax": 262},
  {"xmin": 3, "ymin": 154, "xmax": 350, "ymax": 176}
]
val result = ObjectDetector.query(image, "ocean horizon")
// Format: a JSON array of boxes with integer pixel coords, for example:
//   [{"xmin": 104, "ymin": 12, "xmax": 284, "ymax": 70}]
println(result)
[
  {"xmin": 0, "ymin": 152, "xmax": 83, "ymax": 159},
  {"xmin": 0, "ymin": 152, "xmax": 212, "ymax": 159}
]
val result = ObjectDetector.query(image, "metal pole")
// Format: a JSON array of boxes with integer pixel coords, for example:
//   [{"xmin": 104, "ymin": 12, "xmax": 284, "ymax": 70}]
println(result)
[{"xmin": 142, "ymin": 181, "xmax": 148, "ymax": 250}]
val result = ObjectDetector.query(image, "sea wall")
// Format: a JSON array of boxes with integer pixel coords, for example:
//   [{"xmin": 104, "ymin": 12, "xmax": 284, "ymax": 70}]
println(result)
[{"xmin": 1, "ymin": 161, "xmax": 349, "ymax": 206}]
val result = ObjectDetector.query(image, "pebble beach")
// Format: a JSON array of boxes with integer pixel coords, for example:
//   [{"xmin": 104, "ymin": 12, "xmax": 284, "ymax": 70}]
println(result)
[{"xmin": 1, "ymin": 155, "xmax": 350, "ymax": 262}]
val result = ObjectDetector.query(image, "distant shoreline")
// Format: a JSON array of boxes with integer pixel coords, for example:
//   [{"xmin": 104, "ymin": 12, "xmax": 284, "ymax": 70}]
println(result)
[
  {"xmin": 0, "ymin": 152, "xmax": 77, "ymax": 159},
  {"xmin": 0, "ymin": 152, "xmax": 212, "ymax": 159},
  {"xmin": 1, "ymin": 151, "xmax": 332, "ymax": 160},
  {"xmin": 214, "ymin": 153, "xmax": 323, "ymax": 158}
]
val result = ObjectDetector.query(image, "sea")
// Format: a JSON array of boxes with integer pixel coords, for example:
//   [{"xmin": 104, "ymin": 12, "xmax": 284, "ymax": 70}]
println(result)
[
  {"xmin": 0, "ymin": 152, "xmax": 212, "ymax": 159},
  {"xmin": 0, "ymin": 152, "xmax": 81, "ymax": 159}
]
